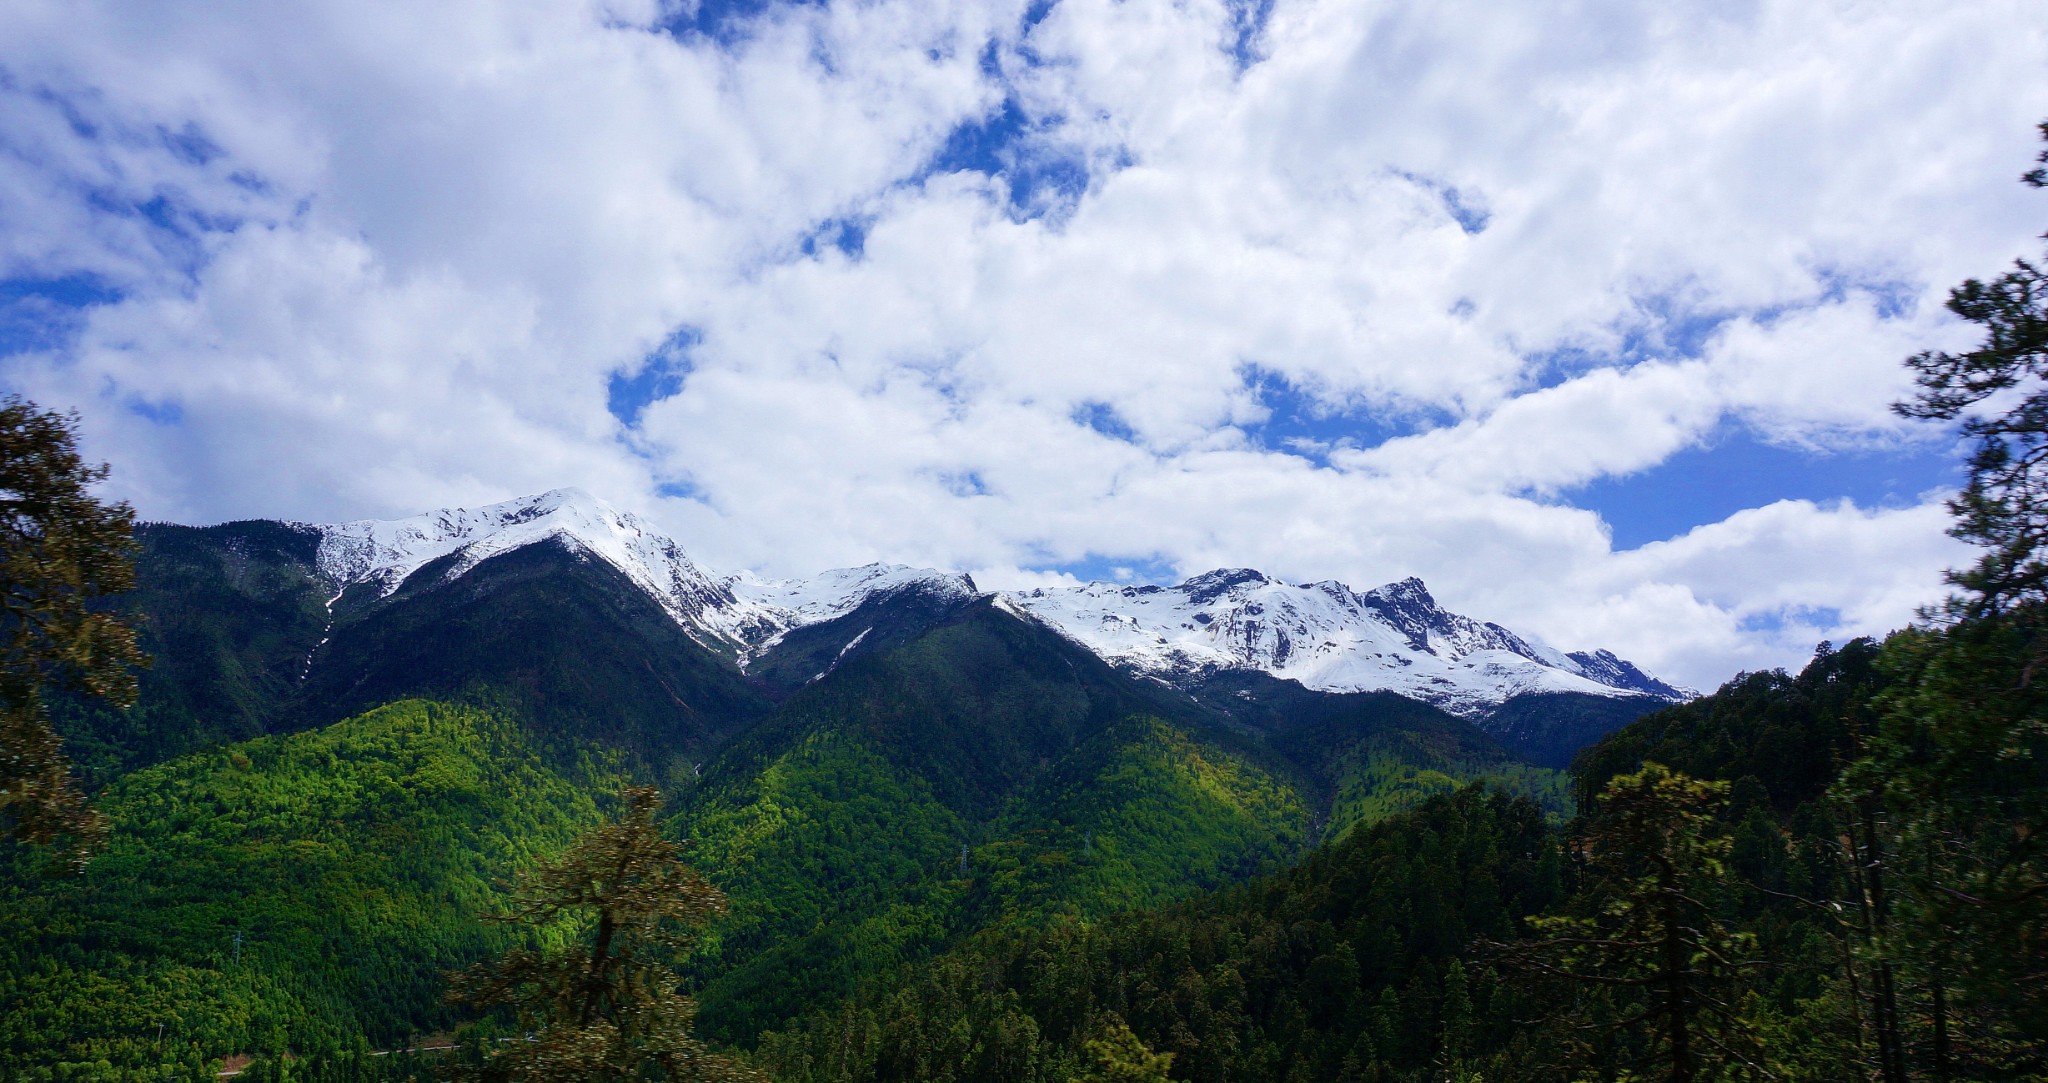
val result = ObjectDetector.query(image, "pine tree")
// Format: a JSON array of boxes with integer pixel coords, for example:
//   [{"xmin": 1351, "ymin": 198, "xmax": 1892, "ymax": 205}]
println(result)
[
  {"xmin": 446, "ymin": 785, "xmax": 764, "ymax": 1082},
  {"xmin": 1069, "ymin": 1019, "xmax": 1172, "ymax": 1083},
  {"xmin": 1844, "ymin": 623, "xmax": 2048, "ymax": 1075},
  {"xmin": 1895, "ymin": 121, "xmax": 2048, "ymax": 617},
  {"xmin": 1872, "ymin": 117, "xmax": 2048, "ymax": 1076},
  {"xmin": 0, "ymin": 395, "xmax": 144, "ymax": 870},
  {"xmin": 1439, "ymin": 958, "xmax": 1474, "ymax": 1063},
  {"xmin": 1497, "ymin": 764, "xmax": 1770, "ymax": 1083}
]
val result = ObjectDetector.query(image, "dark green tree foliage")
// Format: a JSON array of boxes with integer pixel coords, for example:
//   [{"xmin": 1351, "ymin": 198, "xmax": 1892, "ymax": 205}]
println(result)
[
  {"xmin": 1552, "ymin": 645, "xmax": 1952, "ymax": 1082},
  {"xmin": 448, "ymin": 785, "xmax": 761, "ymax": 1082},
  {"xmin": 1867, "ymin": 120, "xmax": 2048, "ymax": 1075},
  {"xmin": 1497, "ymin": 765, "xmax": 1770, "ymax": 1083},
  {"xmin": 1895, "ymin": 121, "xmax": 2048, "ymax": 617},
  {"xmin": 1843, "ymin": 619, "xmax": 2048, "ymax": 1075},
  {"xmin": 1550, "ymin": 625, "xmax": 2042, "ymax": 1078},
  {"xmin": 1069, "ymin": 1020, "xmax": 1171, "ymax": 1083},
  {"xmin": 0, "ymin": 396, "xmax": 145, "ymax": 867},
  {"xmin": 755, "ymin": 786, "xmax": 1561, "ymax": 1083},
  {"xmin": 1571, "ymin": 638, "xmax": 1886, "ymax": 816}
]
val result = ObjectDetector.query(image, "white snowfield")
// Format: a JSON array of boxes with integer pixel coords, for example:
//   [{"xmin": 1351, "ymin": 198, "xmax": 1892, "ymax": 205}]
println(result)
[
  {"xmin": 1005, "ymin": 571, "xmax": 1685, "ymax": 717},
  {"xmin": 724, "ymin": 562, "xmax": 977, "ymax": 656},
  {"xmin": 307, "ymin": 488, "xmax": 974, "ymax": 660},
  {"xmin": 303, "ymin": 489, "xmax": 1685, "ymax": 717}
]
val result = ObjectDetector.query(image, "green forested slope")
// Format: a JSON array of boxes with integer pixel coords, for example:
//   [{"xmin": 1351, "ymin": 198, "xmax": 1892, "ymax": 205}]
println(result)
[
  {"xmin": 50, "ymin": 521, "xmax": 330, "ymax": 782},
  {"xmin": 741, "ymin": 633, "xmax": 2018, "ymax": 1083},
  {"xmin": 52, "ymin": 526, "xmax": 777, "ymax": 789},
  {"xmin": 0, "ymin": 700, "xmax": 625, "ymax": 1076},
  {"xmin": 17, "ymin": 534, "xmax": 1629, "ymax": 1079},
  {"xmin": 1324, "ymin": 742, "xmax": 1570, "ymax": 836},
  {"xmin": 755, "ymin": 784, "xmax": 1561, "ymax": 1083},
  {"xmin": 1185, "ymin": 673, "xmax": 1575, "ymax": 838},
  {"xmin": 676, "ymin": 606, "xmax": 1315, "ymax": 1041},
  {"xmin": 298, "ymin": 540, "xmax": 772, "ymax": 771}
]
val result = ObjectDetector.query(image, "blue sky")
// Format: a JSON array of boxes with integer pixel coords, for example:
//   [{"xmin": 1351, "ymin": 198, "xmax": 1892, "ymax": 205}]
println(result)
[{"xmin": 1, "ymin": 0, "xmax": 2043, "ymax": 688}]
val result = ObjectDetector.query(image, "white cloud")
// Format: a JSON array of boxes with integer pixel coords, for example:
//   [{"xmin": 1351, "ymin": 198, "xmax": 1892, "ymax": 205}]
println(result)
[
  {"xmin": 0, "ymin": 0, "xmax": 2041, "ymax": 690},
  {"xmin": 1573, "ymin": 498, "xmax": 1969, "ymax": 685}
]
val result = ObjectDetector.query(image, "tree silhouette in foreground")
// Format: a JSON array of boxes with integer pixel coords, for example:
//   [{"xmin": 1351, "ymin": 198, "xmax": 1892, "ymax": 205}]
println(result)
[
  {"xmin": 1895, "ymin": 120, "xmax": 2048, "ymax": 618},
  {"xmin": 448, "ymin": 785, "xmax": 764, "ymax": 1082},
  {"xmin": 1497, "ymin": 764, "xmax": 1770, "ymax": 1083},
  {"xmin": 0, "ymin": 395, "xmax": 143, "ymax": 870}
]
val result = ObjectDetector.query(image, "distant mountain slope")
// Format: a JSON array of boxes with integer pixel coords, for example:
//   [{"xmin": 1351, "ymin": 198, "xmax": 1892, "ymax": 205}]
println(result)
[
  {"xmin": 674, "ymin": 597, "xmax": 1314, "ymax": 1040},
  {"xmin": 1483, "ymin": 690, "xmax": 1678, "ymax": 769},
  {"xmin": 1183, "ymin": 670, "xmax": 1576, "ymax": 830},
  {"xmin": 302, "ymin": 534, "xmax": 774, "ymax": 765},
  {"xmin": 52, "ymin": 519, "xmax": 331, "ymax": 780},
  {"xmin": 55, "ymin": 487, "xmax": 1678, "ymax": 819},
  {"xmin": 298, "ymin": 489, "xmax": 1685, "ymax": 721},
  {"xmin": 1008, "ymin": 570, "xmax": 1687, "ymax": 716}
]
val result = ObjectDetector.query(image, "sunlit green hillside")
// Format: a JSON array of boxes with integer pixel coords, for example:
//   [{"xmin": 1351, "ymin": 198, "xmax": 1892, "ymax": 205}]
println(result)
[{"xmin": 0, "ymin": 700, "xmax": 624, "ymax": 1076}]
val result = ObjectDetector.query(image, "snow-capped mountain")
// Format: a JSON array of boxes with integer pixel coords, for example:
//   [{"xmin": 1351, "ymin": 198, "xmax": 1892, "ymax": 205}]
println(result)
[
  {"xmin": 306, "ymin": 489, "xmax": 1685, "ymax": 716},
  {"xmin": 725, "ymin": 562, "xmax": 980, "ymax": 661},
  {"xmin": 309, "ymin": 488, "xmax": 973, "ymax": 662},
  {"xmin": 314, "ymin": 487, "xmax": 759, "ymax": 640},
  {"xmin": 1005, "ymin": 570, "xmax": 1689, "ymax": 717}
]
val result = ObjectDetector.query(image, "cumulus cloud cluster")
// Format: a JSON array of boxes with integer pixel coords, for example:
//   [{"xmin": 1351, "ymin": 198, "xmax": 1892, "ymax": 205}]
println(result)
[{"xmin": 1, "ymin": 0, "xmax": 2043, "ymax": 689}]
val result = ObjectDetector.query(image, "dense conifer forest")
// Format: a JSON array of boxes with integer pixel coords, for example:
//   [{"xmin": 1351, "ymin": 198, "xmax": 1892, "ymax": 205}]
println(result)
[{"xmin": 9, "ymin": 613, "xmax": 2044, "ymax": 1079}]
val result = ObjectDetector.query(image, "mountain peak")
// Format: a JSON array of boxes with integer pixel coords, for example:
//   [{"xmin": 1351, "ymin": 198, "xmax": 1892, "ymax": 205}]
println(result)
[
  {"xmin": 1005, "ymin": 567, "xmax": 1683, "ymax": 718},
  {"xmin": 1364, "ymin": 575, "xmax": 1436, "ymax": 605},
  {"xmin": 312, "ymin": 490, "xmax": 789, "ymax": 659},
  {"xmin": 1180, "ymin": 567, "xmax": 1271, "ymax": 604},
  {"xmin": 527, "ymin": 485, "xmax": 606, "ymax": 512},
  {"xmin": 306, "ymin": 491, "xmax": 993, "ymax": 664},
  {"xmin": 730, "ymin": 562, "xmax": 980, "ymax": 623},
  {"xmin": 315, "ymin": 488, "xmax": 670, "ymax": 596}
]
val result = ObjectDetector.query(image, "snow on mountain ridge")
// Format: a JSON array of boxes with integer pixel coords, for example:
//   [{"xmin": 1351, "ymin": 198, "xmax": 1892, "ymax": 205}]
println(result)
[
  {"xmin": 1005, "ymin": 570, "xmax": 1690, "ymax": 717},
  {"xmin": 302, "ymin": 490, "xmax": 1684, "ymax": 714},
  {"xmin": 309, "ymin": 489, "xmax": 974, "ymax": 662},
  {"xmin": 312, "ymin": 488, "xmax": 770, "ymax": 649},
  {"xmin": 725, "ymin": 562, "xmax": 980, "ymax": 660}
]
